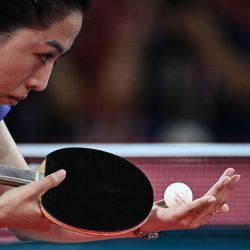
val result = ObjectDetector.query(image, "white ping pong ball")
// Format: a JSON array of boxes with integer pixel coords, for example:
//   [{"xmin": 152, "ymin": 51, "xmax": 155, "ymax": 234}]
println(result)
[{"xmin": 164, "ymin": 182, "xmax": 193, "ymax": 208}]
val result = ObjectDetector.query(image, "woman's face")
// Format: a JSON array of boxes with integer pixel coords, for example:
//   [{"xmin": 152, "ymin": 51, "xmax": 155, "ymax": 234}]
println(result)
[{"xmin": 0, "ymin": 12, "xmax": 82, "ymax": 106}]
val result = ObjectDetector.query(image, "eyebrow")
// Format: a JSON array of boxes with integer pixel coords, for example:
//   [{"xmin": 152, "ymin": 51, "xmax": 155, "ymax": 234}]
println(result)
[{"xmin": 46, "ymin": 40, "xmax": 67, "ymax": 55}]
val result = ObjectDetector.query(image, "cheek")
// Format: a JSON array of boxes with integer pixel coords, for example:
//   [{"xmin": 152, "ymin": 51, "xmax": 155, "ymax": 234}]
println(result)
[
  {"xmin": 0, "ymin": 63, "xmax": 36, "ymax": 94},
  {"xmin": 0, "ymin": 77, "xmax": 22, "ymax": 96}
]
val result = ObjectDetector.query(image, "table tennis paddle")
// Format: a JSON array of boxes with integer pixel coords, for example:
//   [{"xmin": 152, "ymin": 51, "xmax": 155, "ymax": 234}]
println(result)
[{"xmin": 0, "ymin": 147, "xmax": 154, "ymax": 236}]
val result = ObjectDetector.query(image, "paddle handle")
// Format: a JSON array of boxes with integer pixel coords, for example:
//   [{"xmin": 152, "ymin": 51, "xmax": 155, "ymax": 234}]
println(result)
[{"xmin": 0, "ymin": 164, "xmax": 44, "ymax": 187}]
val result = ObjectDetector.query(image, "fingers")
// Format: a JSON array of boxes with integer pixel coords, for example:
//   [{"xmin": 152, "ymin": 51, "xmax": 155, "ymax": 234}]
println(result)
[
  {"xmin": 191, "ymin": 172, "xmax": 240, "ymax": 226},
  {"xmin": 28, "ymin": 169, "xmax": 66, "ymax": 197},
  {"xmin": 218, "ymin": 203, "xmax": 229, "ymax": 213},
  {"xmin": 219, "ymin": 168, "xmax": 235, "ymax": 179},
  {"xmin": 0, "ymin": 170, "xmax": 66, "ymax": 231},
  {"xmin": 199, "ymin": 177, "xmax": 229, "ymax": 215},
  {"xmin": 205, "ymin": 175, "xmax": 230, "ymax": 197},
  {"xmin": 208, "ymin": 174, "xmax": 240, "ymax": 209},
  {"xmin": 176, "ymin": 195, "xmax": 216, "ymax": 221},
  {"xmin": 154, "ymin": 199, "xmax": 167, "ymax": 208},
  {"xmin": 152, "ymin": 168, "xmax": 240, "ymax": 231},
  {"xmin": 214, "ymin": 174, "xmax": 240, "ymax": 210}
]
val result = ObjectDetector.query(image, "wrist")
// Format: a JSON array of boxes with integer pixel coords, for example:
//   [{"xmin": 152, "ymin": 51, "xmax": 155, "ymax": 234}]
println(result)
[{"xmin": 133, "ymin": 227, "xmax": 160, "ymax": 240}]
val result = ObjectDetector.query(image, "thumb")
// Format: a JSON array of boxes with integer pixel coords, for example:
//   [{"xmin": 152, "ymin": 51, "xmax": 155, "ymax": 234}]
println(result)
[{"xmin": 29, "ymin": 169, "xmax": 66, "ymax": 197}]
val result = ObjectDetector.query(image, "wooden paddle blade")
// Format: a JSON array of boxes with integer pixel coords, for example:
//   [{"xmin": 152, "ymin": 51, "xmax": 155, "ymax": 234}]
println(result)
[{"xmin": 41, "ymin": 147, "xmax": 154, "ymax": 234}]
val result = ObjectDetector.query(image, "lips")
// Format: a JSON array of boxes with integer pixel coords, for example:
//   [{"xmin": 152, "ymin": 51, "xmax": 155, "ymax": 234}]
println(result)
[{"xmin": 6, "ymin": 95, "xmax": 27, "ymax": 105}]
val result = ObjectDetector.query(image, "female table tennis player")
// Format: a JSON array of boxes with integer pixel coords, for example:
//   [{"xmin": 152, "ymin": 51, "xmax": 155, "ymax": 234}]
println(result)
[{"xmin": 0, "ymin": 0, "xmax": 240, "ymax": 243}]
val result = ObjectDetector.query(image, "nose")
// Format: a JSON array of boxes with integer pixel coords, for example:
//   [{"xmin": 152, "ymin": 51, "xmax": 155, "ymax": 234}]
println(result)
[{"xmin": 25, "ymin": 64, "xmax": 54, "ymax": 91}]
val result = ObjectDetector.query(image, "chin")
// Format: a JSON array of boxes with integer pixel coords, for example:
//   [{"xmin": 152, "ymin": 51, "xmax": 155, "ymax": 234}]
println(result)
[{"xmin": 0, "ymin": 99, "xmax": 6, "ymax": 105}]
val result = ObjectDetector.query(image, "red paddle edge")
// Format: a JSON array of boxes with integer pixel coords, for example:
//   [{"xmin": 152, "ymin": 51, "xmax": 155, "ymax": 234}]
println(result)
[{"xmin": 39, "ymin": 199, "xmax": 152, "ymax": 236}]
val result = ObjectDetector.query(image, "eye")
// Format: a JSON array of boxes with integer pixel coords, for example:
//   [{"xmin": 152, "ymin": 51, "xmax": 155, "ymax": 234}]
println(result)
[{"xmin": 38, "ymin": 53, "xmax": 55, "ymax": 65}]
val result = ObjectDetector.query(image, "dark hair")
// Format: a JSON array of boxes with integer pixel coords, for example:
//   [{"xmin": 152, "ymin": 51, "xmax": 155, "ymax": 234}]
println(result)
[{"xmin": 0, "ymin": 0, "xmax": 90, "ymax": 35}]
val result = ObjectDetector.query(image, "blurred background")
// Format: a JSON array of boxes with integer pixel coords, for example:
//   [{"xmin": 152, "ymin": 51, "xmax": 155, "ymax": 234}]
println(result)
[{"xmin": 5, "ymin": 0, "xmax": 250, "ymax": 143}]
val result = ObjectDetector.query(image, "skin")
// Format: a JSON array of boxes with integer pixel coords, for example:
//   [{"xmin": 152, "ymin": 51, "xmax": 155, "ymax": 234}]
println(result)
[
  {"xmin": 0, "ymin": 10, "xmax": 241, "ymax": 243},
  {"xmin": 0, "ymin": 11, "xmax": 82, "ymax": 233},
  {"xmin": 10, "ymin": 168, "xmax": 240, "ymax": 242},
  {"xmin": 0, "ymin": 12, "xmax": 82, "ymax": 105}
]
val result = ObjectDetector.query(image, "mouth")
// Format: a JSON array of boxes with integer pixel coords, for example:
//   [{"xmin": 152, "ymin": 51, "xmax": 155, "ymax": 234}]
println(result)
[{"xmin": 6, "ymin": 95, "xmax": 27, "ymax": 105}]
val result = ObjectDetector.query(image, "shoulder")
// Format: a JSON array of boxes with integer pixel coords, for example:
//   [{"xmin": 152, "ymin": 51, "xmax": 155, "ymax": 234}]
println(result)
[{"xmin": 0, "ymin": 105, "xmax": 11, "ymax": 121}]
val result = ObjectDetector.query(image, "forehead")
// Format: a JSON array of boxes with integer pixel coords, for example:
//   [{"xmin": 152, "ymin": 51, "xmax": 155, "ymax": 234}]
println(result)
[
  {"xmin": 5, "ymin": 12, "xmax": 82, "ymax": 52},
  {"xmin": 43, "ymin": 12, "xmax": 83, "ymax": 43}
]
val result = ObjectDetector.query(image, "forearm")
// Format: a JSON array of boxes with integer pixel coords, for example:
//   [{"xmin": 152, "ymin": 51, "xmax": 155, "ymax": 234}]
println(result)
[
  {"xmin": 0, "ymin": 121, "xmax": 28, "ymax": 169},
  {"xmin": 0, "ymin": 120, "xmax": 28, "ymax": 194}
]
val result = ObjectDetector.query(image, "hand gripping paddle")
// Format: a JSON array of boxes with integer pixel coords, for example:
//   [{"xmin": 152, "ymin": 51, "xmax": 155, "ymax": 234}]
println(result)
[{"xmin": 0, "ymin": 148, "xmax": 154, "ymax": 236}]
